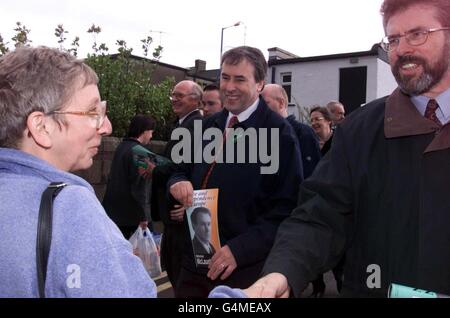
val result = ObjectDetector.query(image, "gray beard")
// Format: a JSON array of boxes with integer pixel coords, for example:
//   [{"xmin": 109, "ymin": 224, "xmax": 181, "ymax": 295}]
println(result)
[
  {"xmin": 394, "ymin": 42, "xmax": 450, "ymax": 95},
  {"xmin": 397, "ymin": 72, "xmax": 436, "ymax": 95}
]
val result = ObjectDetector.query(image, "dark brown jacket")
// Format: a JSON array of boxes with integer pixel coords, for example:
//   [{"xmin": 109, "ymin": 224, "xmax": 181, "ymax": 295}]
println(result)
[{"xmin": 263, "ymin": 88, "xmax": 450, "ymax": 297}]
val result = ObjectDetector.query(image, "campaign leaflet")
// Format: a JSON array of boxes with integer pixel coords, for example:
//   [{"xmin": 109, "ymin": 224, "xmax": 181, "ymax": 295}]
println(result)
[{"xmin": 186, "ymin": 189, "xmax": 220, "ymax": 268}]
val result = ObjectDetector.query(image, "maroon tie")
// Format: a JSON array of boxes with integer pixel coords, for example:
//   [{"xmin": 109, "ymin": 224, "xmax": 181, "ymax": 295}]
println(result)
[
  {"xmin": 227, "ymin": 115, "xmax": 239, "ymax": 129},
  {"xmin": 424, "ymin": 99, "xmax": 441, "ymax": 126},
  {"xmin": 201, "ymin": 116, "xmax": 239, "ymax": 189}
]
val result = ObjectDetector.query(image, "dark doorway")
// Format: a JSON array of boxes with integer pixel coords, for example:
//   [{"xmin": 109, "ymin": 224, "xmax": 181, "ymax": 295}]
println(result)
[{"xmin": 339, "ymin": 66, "xmax": 367, "ymax": 114}]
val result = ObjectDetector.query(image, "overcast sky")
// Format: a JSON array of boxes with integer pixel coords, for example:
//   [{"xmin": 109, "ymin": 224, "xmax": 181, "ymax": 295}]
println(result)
[{"xmin": 1, "ymin": 0, "xmax": 385, "ymax": 69}]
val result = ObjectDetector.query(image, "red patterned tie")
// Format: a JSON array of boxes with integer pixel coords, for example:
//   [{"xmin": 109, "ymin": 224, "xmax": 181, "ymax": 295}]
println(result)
[
  {"xmin": 201, "ymin": 116, "xmax": 239, "ymax": 189},
  {"xmin": 424, "ymin": 99, "xmax": 441, "ymax": 126},
  {"xmin": 227, "ymin": 116, "xmax": 239, "ymax": 129}
]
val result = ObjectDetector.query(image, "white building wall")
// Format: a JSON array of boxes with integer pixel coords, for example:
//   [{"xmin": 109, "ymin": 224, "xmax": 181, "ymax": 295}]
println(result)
[
  {"xmin": 376, "ymin": 59, "xmax": 398, "ymax": 98},
  {"xmin": 268, "ymin": 55, "xmax": 398, "ymax": 120},
  {"xmin": 271, "ymin": 57, "xmax": 378, "ymax": 106},
  {"xmin": 365, "ymin": 57, "xmax": 379, "ymax": 104}
]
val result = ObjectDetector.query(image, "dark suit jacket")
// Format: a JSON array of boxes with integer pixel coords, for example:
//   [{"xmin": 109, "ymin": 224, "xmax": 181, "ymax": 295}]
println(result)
[
  {"xmin": 169, "ymin": 97, "xmax": 303, "ymax": 285},
  {"xmin": 150, "ymin": 109, "xmax": 203, "ymax": 223},
  {"xmin": 321, "ymin": 133, "xmax": 333, "ymax": 156},
  {"xmin": 164, "ymin": 109, "xmax": 203, "ymax": 158},
  {"xmin": 192, "ymin": 235, "xmax": 216, "ymax": 256},
  {"xmin": 286, "ymin": 115, "xmax": 322, "ymax": 179}
]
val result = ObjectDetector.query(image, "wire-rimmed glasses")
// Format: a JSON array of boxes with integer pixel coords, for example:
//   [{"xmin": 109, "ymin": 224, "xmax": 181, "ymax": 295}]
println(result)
[
  {"xmin": 380, "ymin": 27, "xmax": 450, "ymax": 52},
  {"xmin": 50, "ymin": 101, "xmax": 108, "ymax": 129}
]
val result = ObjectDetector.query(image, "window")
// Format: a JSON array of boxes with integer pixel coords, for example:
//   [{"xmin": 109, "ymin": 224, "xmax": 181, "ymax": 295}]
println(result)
[
  {"xmin": 281, "ymin": 72, "xmax": 292, "ymax": 103},
  {"xmin": 282, "ymin": 74, "xmax": 291, "ymax": 82}
]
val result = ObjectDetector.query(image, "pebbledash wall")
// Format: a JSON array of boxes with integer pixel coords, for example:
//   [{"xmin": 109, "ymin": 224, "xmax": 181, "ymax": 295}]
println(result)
[{"xmin": 74, "ymin": 136, "xmax": 167, "ymax": 201}]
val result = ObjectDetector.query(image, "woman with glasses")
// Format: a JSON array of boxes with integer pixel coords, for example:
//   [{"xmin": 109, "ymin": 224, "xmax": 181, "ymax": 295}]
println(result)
[
  {"xmin": 0, "ymin": 46, "xmax": 156, "ymax": 297},
  {"xmin": 308, "ymin": 105, "xmax": 340, "ymax": 297},
  {"xmin": 310, "ymin": 106, "xmax": 334, "ymax": 156}
]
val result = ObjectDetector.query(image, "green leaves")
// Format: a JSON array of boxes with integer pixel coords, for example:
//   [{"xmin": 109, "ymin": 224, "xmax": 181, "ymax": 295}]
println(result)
[
  {"xmin": 55, "ymin": 24, "xmax": 68, "ymax": 47},
  {"xmin": 1, "ymin": 21, "xmax": 174, "ymax": 141},
  {"xmin": 12, "ymin": 22, "xmax": 32, "ymax": 47},
  {"xmin": 85, "ymin": 45, "xmax": 174, "ymax": 139},
  {"xmin": 0, "ymin": 34, "xmax": 9, "ymax": 55}
]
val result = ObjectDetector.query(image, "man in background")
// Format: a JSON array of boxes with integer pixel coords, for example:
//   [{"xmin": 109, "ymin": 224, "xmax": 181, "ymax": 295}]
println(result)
[
  {"xmin": 326, "ymin": 101, "xmax": 345, "ymax": 128},
  {"xmin": 261, "ymin": 84, "xmax": 321, "ymax": 179},
  {"xmin": 202, "ymin": 84, "xmax": 223, "ymax": 117},
  {"xmin": 151, "ymin": 80, "xmax": 203, "ymax": 288}
]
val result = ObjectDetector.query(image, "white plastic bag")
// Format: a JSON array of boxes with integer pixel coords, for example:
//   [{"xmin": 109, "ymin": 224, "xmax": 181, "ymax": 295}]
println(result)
[{"xmin": 129, "ymin": 227, "xmax": 162, "ymax": 278}]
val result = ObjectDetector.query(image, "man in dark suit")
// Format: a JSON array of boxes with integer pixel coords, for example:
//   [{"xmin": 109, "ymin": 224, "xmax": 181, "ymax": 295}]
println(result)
[
  {"xmin": 169, "ymin": 46, "xmax": 303, "ymax": 297},
  {"xmin": 326, "ymin": 101, "xmax": 346, "ymax": 129},
  {"xmin": 151, "ymin": 80, "xmax": 203, "ymax": 288},
  {"xmin": 190, "ymin": 207, "xmax": 216, "ymax": 257},
  {"xmin": 201, "ymin": 84, "xmax": 223, "ymax": 117},
  {"xmin": 261, "ymin": 83, "xmax": 321, "ymax": 179},
  {"xmin": 163, "ymin": 80, "xmax": 204, "ymax": 159}
]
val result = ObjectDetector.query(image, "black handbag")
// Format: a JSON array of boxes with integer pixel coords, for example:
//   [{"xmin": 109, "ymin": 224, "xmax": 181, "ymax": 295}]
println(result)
[{"xmin": 36, "ymin": 182, "xmax": 67, "ymax": 298}]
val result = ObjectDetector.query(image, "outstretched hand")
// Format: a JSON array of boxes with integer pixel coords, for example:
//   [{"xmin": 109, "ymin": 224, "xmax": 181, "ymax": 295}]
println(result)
[{"xmin": 243, "ymin": 273, "xmax": 291, "ymax": 298}]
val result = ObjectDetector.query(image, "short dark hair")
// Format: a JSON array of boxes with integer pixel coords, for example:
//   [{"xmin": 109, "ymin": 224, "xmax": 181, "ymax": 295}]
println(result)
[
  {"xmin": 310, "ymin": 106, "xmax": 332, "ymax": 122},
  {"xmin": 191, "ymin": 207, "xmax": 211, "ymax": 225},
  {"xmin": 381, "ymin": 0, "xmax": 450, "ymax": 29},
  {"xmin": 221, "ymin": 46, "xmax": 267, "ymax": 82},
  {"xmin": 203, "ymin": 84, "xmax": 219, "ymax": 92},
  {"xmin": 126, "ymin": 114, "xmax": 156, "ymax": 138}
]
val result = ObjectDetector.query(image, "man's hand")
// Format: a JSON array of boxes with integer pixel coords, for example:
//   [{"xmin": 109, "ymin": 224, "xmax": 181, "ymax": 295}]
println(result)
[
  {"xmin": 243, "ymin": 273, "xmax": 290, "ymax": 298},
  {"xmin": 169, "ymin": 181, "xmax": 194, "ymax": 207},
  {"xmin": 170, "ymin": 204, "xmax": 185, "ymax": 222},
  {"xmin": 207, "ymin": 245, "xmax": 237, "ymax": 281}
]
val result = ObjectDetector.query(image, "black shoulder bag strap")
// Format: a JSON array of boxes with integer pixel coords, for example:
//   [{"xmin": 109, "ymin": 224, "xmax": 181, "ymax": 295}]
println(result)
[{"xmin": 36, "ymin": 182, "xmax": 67, "ymax": 298}]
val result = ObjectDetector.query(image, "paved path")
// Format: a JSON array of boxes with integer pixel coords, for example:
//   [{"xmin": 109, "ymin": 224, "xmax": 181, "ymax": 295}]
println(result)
[{"xmin": 154, "ymin": 271, "xmax": 175, "ymax": 298}]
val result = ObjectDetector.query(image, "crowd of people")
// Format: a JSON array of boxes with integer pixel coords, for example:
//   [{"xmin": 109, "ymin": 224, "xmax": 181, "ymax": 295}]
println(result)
[{"xmin": 0, "ymin": 0, "xmax": 449, "ymax": 298}]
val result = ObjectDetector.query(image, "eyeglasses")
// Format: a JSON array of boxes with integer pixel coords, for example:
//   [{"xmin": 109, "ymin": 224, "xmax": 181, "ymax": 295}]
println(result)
[
  {"xmin": 311, "ymin": 117, "xmax": 325, "ymax": 123},
  {"xmin": 380, "ymin": 27, "xmax": 450, "ymax": 52},
  {"xmin": 169, "ymin": 92, "xmax": 197, "ymax": 101},
  {"xmin": 49, "ymin": 101, "xmax": 108, "ymax": 129}
]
